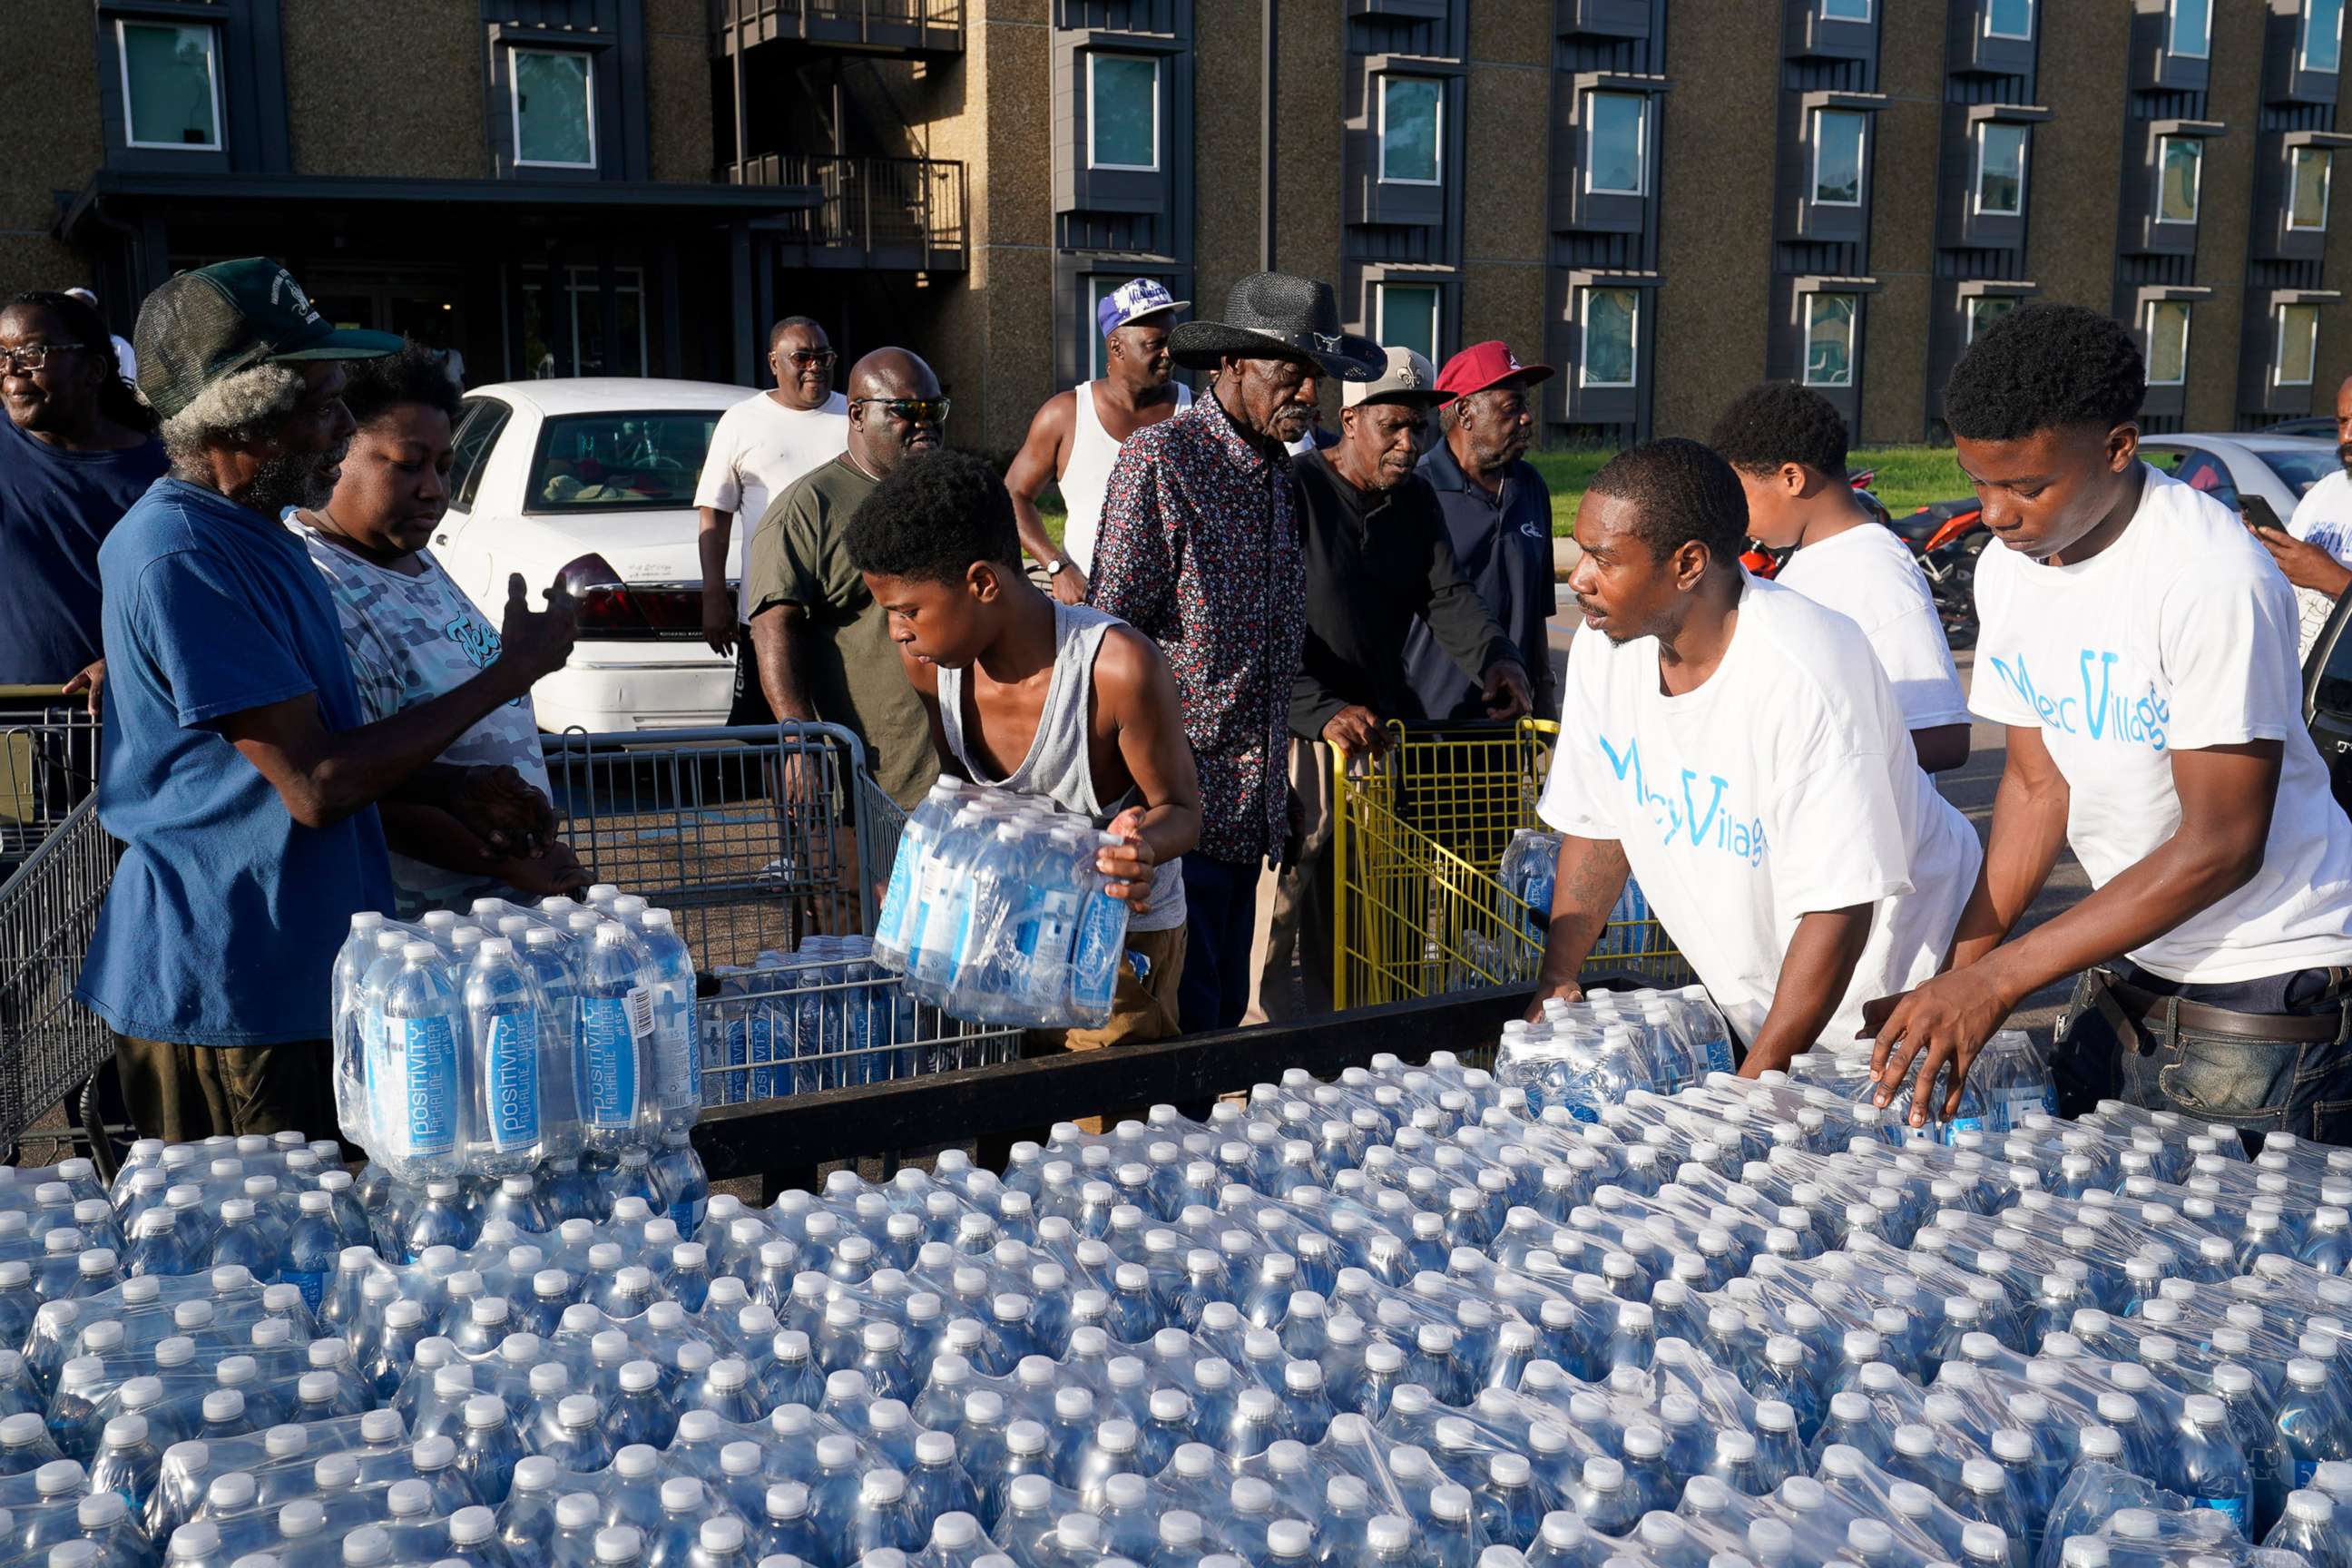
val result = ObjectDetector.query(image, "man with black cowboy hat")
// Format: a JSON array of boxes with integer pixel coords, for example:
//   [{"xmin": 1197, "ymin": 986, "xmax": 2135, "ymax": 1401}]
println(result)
[
  {"xmin": 1089, "ymin": 270, "xmax": 1383, "ymax": 1032},
  {"xmin": 76, "ymin": 257, "xmax": 576, "ymax": 1142},
  {"xmin": 1256, "ymin": 346, "xmax": 1534, "ymax": 1017}
]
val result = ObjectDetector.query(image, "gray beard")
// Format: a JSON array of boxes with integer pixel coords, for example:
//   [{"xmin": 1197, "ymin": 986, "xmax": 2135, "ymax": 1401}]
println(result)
[{"xmin": 240, "ymin": 446, "xmax": 342, "ymax": 516}]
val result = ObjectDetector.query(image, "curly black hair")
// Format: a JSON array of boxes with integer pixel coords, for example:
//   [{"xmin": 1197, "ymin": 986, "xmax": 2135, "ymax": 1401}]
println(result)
[
  {"xmin": 1942, "ymin": 301, "xmax": 2143, "ymax": 442},
  {"xmin": 1709, "ymin": 381, "xmax": 1850, "ymax": 476},
  {"xmin": 1587, "ymin": 436, "xmax": 1750, "ymax": 565},
  {"xmin": 338, "ymin": 341, "xmax": 463, "ymax": 426},
  {"xmin": 847, "ymin": 448, "xmax": 1020, "ymax": 584}
]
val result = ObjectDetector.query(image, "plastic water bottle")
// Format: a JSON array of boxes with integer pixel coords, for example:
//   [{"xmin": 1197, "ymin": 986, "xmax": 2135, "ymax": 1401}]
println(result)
[
  {"xmin": 369, "ymin": 943, "xmax": 463, "ymax": 1183},
  {"xmin": 638, "ymin": 911, "xmax": 701, "ymax": 1132},
  {"xmin": 875, "ymin": 781, "xmax": 965, "ymax": 970},
  {"xmin": 331, "ymin": 912, "xmax": 388, "ymax": 1148},
  {"xmin": 1067, "ymin": 833, "xmax": 1132, "ymax": 1029},
  {"xmin": 907, "ymin": 808, "xmax": 990, "ymax": 997},
  {"xmin": 1011, "ymin": 828, "xmax": 1089, "ymax": 1026},
  {"xmin": 577, "ymin": 923, "xmax": 652, "ymax": 1152},
  {"xmin": 464, "ymin": 938, "xmax": 549, "ymax": 1176},
  {"xmin": 948, "ymin": 823, "xmax": 1034, "ymax": 1024},
  {"xmin": 518, "ymin": 926, "xmax": 585, "ymax": 1161}
]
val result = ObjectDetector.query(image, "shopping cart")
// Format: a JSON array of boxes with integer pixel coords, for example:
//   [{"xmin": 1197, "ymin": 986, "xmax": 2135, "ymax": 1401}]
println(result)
[
  {"xmin": 700, "ymin": 949, "xmax": 1018, "ymax": 1109},
  {"xmin": 1329, "ymin": 718, "xmax": 1690, "ymax": 1008},
  {"xmin": 541, "ymin": 721, "xmax": 884, "ymax": 969},
  {"xmin": 0, "ymin": 796, "xmax": 120, "ymax": 1167},
  {"xmin": 0, "ymin": 688, "xmax": 102, "ymax": 874}
]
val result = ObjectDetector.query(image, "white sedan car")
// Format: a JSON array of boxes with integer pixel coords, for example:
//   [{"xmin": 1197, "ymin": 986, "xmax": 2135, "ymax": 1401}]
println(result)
[{"xmin": 430, "ymin": 378, "xmax": 747, "ymax": 733}]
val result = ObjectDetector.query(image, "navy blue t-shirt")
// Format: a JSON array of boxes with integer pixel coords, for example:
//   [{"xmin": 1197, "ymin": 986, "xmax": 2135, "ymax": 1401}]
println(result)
[
  {"xmin": 76, "ymin": 478, "xmax": 393, "ymax": 1045},
  {"xmin": 0, "ymin": 418, "xmax": 167, "ymax": 683}
]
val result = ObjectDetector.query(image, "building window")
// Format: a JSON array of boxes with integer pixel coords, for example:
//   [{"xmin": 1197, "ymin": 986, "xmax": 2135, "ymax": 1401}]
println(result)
[
  {"xmin": 1803, "ymin": 294, "xmax": 1857, "ymax": 387},
  {"xmin": 2145, "ymin": 299, "xmax": 2191, "ymax": 385},
  {"xmin": 2278, "ymin": 302, "xmax": 2322, "ymax": 387},
  {"xmin": 117, "ymin": 21, "xmax": 222, "ymax": 151},
  {"xmin": 2169, "ymin": 0, "xmax": 2210, "ymax": 58},
  {"xmin": 1584, "ymin": 93, "xmax": 1646, "ymax": 196},
  {"xmin": 1377, "ymin": 77, "xmax": 1443, "ymax": 187},
  {"xmin": 1820, "ymin": 0, "xmax": 1872, "ymax": 20},
  {"xmin": 1966, "ymin": 296, "xmax": 2018, "ymax": 343},
  {"xmin": 2307, "ymin": 0, "xmax": 2345, "ymax": 74},
  {"xmin": 1975, "ymin": 122, "xmax": 2028, "ymax": 217},
  {"xmin": 517, "ymin": 265, "xmax": 646, "ymax": 377},
  {"xmin": 511, "ymin": 48, "xmax": 595, "ymax": 170},
  {"xmin": 2157, "ymin": 136, "xmax": 2202, "ymax": 224},
  {"xmin": 1375, "ymin": 284, "xmax": 1441, "ymax": 365},
  {"xmin": 2290, "ymin": 147, "xmax": 2333, "ymax": 232},
  {"xmin": 1811, "ymin": 111, "xmax": 1867, "ymax": 207},
  {"xmin": 1984, "ymin": 0, "xmax": 2034, "ymax": 40},
  {"xmin": 1580, "ymin": 289, "xmax": 1639, "ymax": 387},
  {"xmin": 1087, "ymin": 54, "xmax": 1160, "ymax": 172}
]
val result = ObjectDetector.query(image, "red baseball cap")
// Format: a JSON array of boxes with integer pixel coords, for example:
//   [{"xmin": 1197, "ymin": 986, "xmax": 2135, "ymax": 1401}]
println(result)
[{"xmin": 1436, "ymin": 340, "xmax": 1555, "ymax": 403}]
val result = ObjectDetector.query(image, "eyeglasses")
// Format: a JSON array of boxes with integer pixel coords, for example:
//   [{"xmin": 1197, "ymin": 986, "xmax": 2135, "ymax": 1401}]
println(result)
[
  {"xmin": 853, "ymin": 397, "xmax": 952, "ymax": 425},
  {"xmin": 0, "ymin": 344, "xmax": 83, "ymax": 373},
  {"xmin": 779, "ymin": 349, "xmax": 838, "ymax": 369}
]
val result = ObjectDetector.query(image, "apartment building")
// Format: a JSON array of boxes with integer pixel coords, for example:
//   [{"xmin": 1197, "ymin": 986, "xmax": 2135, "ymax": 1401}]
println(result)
[{"xmin": 9, "ymin": 1, "xmax": 2351, "ymax": 451}]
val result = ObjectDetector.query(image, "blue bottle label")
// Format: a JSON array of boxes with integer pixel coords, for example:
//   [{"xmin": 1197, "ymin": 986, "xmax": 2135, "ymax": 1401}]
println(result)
[
  {"xmin": 1703, "ymin": 1037, "xmax": 1735, "ymax": 1074},
  {"xmin": 668, "ymin": 1200, "xmax": 697, "ymax": 1233},
  {"xmin": 2296, "ymin": 1458, "xmax": 2319, "ymax": 1486},
  {"xmin": 2197, "ymin": 1496, "xmax": 2248, "ymax": 1532},
  {"xmin": 581, "ymin": 995, "xmax": 641, "ymax": 1127},
  {"xmin": 1071, "ymin": 896, "xmax": 1126, "ymax": 1008},
  {"xmin": 877, "ymin": 844, "xmax": 919, "ymax": 949},
  {"xmin": 483, "ymin": 1010, "xmax": 542, "ymax": 1152},
  {"xmin": 286, "ymin": 1269, "xmax": 326, "ymax": 1313},
  {"xmin": 384, "ymin": 1015, "xmax": 456, "ymax": 1157}
]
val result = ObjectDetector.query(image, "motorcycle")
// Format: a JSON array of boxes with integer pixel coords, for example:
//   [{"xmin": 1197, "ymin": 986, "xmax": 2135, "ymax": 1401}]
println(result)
[{"xmin": 1883, "ymin": 496, "xmax": 1986, "ymax": 647}]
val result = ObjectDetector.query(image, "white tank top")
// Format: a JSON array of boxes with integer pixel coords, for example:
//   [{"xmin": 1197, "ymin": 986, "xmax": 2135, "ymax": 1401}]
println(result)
[{"xmin": 1058, "ymin": 379, "xmax": 1192, "ymax": 578}]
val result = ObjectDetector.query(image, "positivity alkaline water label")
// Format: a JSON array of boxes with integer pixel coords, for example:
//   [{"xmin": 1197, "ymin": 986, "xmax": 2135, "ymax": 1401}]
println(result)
[
  {"xmin": 877, "ymin": 843, "xmax": 920, "ymax": 949},
  {"xmin": 483, "ymin": 1009, "xmax": 543, "ymax": 1152},
  {"xmin": 655, "ymin": 983, "xmax": 694, "ymax": 1102},
  {"xmin": 286, "ymin": 1269, "xmax": 326, "ymax": 1313},
  {"xmin": 2196, "ymin": 1497, "xmax": 2249, "ymax": 1532},
  {"xmin": 387, "ymin": 1015, "xmax": 456, "ymax": 1157},
  {"xmin": 1071, "ymin": 896, "xmax": 1125, "ymax": 1010},
  {"xmin": 580, "ymin": 995, "xmax": 640, "ymax": 1127}
]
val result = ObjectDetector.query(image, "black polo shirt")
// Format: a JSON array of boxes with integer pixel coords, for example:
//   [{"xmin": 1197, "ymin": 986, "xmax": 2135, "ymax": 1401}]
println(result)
[{"xmin": 1405, "ymin": 439, "xmax": 1559, "ymax": 721}]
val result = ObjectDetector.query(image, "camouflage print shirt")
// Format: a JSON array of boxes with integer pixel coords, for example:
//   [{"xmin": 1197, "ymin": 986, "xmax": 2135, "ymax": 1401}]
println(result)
[{"xmin": 290, "ymin": 517, "xmax": 553, "ymax": 917}]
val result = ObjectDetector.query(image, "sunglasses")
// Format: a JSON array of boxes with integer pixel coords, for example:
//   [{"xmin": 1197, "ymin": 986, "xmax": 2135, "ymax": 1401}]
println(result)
[
  {"xmin": 0, "ymin": 344, "xmax": 83, "ymax": 373},
  {"xmin": 853, "ymin": 397, "xmax": 952, "ymax": 425},
  {"xmin": 779, "ymin": 349, "xmax": 837, "ymax": 369}
]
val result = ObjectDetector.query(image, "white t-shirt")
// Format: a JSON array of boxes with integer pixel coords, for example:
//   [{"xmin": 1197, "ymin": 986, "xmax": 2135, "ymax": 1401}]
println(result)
[
  {"xmin": 691, "ymin": 390, "xmax": 851, "ymax": 622},
  {"xmin": 2287, "ymin": 466, "xmax": 2352, "ymax": 662},
  {"xmin": 1538, "ymin": 576, "xmax": 1981, "ymax": 1045},
  {"xmin": 1774, "ymin": 523, "xmax": 1971, "ymax": 734},
  {"xmin": 1971, "ymin": 463, "xmax": 2352, "ymax": 984}
]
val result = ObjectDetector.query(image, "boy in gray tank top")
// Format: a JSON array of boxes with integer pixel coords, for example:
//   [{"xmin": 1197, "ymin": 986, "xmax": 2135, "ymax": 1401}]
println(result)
[{"xmin": 847, "ymin": 449, "xmax": 1201, "ymax": 1061}]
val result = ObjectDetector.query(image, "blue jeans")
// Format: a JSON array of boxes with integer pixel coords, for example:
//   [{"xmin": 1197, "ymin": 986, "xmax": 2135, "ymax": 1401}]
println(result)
[
  {"xmin": 1180, "ymin": 855, "xmax": 1261, "ymax": 1033},
  {"xmin": 2052, "ymin": 961, "xmax": 2352, "ymax": 1146}
]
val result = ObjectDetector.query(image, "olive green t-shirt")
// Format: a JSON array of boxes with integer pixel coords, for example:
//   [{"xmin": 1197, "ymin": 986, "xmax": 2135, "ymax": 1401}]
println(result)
[{"xmin": 745, "ymin": 454, "xmax": 939, "ymax": 809}]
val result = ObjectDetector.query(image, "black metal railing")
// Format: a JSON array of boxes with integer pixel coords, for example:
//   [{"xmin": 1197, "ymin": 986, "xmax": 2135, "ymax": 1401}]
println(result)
[
  {"xmin": 730, "ymin": 153, "xmax": 967, "ymax": 265},
  {"xmin": 712, "ymin": 0, "xmax": 965, "ymax": 48}
]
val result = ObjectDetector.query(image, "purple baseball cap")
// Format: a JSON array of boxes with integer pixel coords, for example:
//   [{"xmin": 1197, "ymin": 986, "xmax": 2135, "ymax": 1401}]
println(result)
[{"xmin": 1096, "ymin": 278, "xmax": 1189, "ymax": 338}]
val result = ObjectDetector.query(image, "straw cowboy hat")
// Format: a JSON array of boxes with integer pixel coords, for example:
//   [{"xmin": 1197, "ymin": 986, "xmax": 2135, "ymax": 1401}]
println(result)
[{"xmin": 1168, "ymin": 271, "xmax": 1387, "ymax": 381}]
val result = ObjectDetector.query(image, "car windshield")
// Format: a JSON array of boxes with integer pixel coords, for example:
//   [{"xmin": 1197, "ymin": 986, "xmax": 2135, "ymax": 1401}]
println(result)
[
  {"xmin": 528, "ymin": 412, "xmax": 720, "ymax": 511},
  {"xmin": 2255, "ymin": 446, "xmax": 2340, "ymax": 500}
]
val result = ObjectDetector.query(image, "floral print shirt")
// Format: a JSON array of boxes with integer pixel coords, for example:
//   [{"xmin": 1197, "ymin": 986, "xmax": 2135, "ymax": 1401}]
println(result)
[{"xmin": 1089, "ymin": 393, "xmax": 1306, "ymax": 866}]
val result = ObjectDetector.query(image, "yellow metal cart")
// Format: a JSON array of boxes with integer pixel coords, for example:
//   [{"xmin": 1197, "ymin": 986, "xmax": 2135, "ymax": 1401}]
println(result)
[{"xmin": 1329, "ymin": 718, "xmax": 1690, "ymax": 1008}]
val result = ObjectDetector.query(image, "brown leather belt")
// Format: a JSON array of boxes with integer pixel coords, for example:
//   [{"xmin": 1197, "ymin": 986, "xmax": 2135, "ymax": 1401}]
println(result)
[{"xmin": 2102, "ymin": 971, "xmax": 2347, "ymax": 1044}]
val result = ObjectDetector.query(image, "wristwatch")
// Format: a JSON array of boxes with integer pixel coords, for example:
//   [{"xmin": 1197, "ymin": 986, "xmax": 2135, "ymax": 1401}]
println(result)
[{"xmin": 1046, "ymin": 558, "xmax": 1070, "ymax": 577}]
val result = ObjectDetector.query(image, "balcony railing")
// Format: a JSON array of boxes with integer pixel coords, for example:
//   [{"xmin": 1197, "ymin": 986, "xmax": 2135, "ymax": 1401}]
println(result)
[
  {"xmin": 712, "ymin": 0, "xmax": 964, "ymax": 54},
  {"xmin": 731, "ymin": 153, "xmax": 968, "ymax": 270}
]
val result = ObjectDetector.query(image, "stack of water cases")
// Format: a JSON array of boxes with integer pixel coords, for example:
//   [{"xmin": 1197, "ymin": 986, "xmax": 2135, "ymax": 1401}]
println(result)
[
  {"xmin": 1499, "ymin": 831, "xmax": 1655, "ymax": 959},
  {"xmin": 328, "ymin": 890, "xmax": 702, "ymax": 1186},
  {"xmin": 872, "ymin": 781, "xmax": 1137, "ymax": 1030},
  {"xmin": 4, "ymin": 1042, "xmax": 2351, "ymax": 1567}
]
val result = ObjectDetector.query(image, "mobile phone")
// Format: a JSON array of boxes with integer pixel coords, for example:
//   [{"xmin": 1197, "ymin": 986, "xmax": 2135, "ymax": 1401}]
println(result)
[{"xmin": 2240, "ymin": 495, "xmax": 2285, "ymax": 534}]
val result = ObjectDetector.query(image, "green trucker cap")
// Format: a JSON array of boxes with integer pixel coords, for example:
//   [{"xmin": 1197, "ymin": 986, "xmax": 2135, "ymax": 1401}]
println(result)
[{"xmin": 133, "ymin": 257, "xmax": 404, "ymax": 421}]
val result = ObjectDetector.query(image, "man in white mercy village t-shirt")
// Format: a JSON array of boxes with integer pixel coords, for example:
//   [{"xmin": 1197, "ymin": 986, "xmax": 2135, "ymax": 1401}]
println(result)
[
  {"xmin": 1869, "ymin": 303, "xmax": 2352, "ymax": 1147},
  {"xmin": 1710, "ymin": 380, "xmax": 1970, "ymax": 774},
  {"xmin": 692, "ymin": 315, "xmax": 850, "ymax": 722},
  {"xmin": 1527, "ymin": 439, "xmax": 1980, "ymax": 1066}
]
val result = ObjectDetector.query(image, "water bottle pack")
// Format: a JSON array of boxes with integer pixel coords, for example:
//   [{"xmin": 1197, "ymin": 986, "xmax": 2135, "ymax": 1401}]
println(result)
[
  {"xmin": 5, "ymin": 1044, "xmax": 2352, "ymax": 1567},
  {"xmin": 873, "ymin": 781, "xmax": 1134, "ymax": 1031},
  {"xmin": 330, "ymin": 888, "xmax": 703, "ymax": 1187},
  {"xmin": 704, "ymin": 941, "xmax": 929, "ymax": 1106},
  {"xmin": 1494, "ymin": 986, "xmax": 1739, "ymax": 1118}
]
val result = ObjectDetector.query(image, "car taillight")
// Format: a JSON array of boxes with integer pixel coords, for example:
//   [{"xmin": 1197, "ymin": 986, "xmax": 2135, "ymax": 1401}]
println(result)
[{"xmin": 554, "ymin": 553, "xmax": 704, "ymax": 639}]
